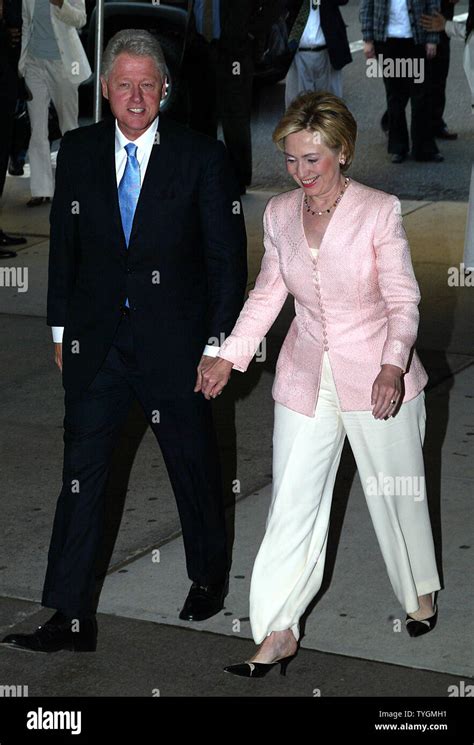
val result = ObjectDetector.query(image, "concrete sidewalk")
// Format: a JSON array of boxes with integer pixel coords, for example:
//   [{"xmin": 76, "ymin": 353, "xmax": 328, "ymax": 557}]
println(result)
[{"xmin": 0, "ymin": 171, "xmax": 472, "ymax": 697}]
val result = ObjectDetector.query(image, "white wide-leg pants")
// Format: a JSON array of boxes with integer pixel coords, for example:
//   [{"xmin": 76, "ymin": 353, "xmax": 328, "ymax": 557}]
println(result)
[
  {"xmin": 24, "ymin": 54, "xmax": 79, "ymax": 198},
  {"xmin": 249, "ymin": 352, "xmax": 441, "ymax": 645}
]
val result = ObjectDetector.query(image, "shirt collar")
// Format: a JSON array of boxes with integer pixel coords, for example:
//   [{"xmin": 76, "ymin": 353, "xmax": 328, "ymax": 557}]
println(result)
[{"xmin": 115, "ymin": 115, "xmax": 160, "ymax": 155}]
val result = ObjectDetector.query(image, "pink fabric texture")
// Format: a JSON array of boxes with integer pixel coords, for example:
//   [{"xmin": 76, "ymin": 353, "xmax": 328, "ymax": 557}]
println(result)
[{"xmin": 217, "ymin": 178, "xmax": 428, "ymax": 416}]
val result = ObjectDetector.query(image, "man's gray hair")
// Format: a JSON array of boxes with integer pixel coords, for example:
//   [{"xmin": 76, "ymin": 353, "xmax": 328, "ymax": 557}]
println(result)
[{"xmin": 101, "ymin": 29, "xmax": 167, "ymax": 80}]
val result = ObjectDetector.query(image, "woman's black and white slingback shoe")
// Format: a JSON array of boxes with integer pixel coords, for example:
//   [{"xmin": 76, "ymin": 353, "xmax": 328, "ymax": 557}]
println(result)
[
  {"xmin": 224, "ymin": 654, "xmax": 296, "ymax": 678},
  {"xmin": 405, "ymin": 603, "xmax": 438, "ymax": 637}
]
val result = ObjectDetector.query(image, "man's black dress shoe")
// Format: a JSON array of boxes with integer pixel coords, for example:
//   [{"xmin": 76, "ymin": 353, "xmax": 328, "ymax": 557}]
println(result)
[
  {"xmin": 8, "ymin": 160, "xmax": 25, "ymax": 176},
  {"xmin": 179, "ymin": 578, "xmax": 228, "ymax": 621},
  {"xmin": 434, "ymin": 127, "xmax": 458, "ymax": 140},
  {"xmin": 0, "ymin": 249, "xmax": 17, "ymax": 259},
  {"xmin": 0, "ymin": 229, "xmax": 26, "ymax": 247},
  {"xmin": 1, "ymin": 611, "xmax": 97, "ymax": 653},
  {"xmin": 391, "ymin": 153, "xmax": 406, "ymax": 164},
  {"xmin": 414, "ymin": 153, "xmax": 444, "ymax": 163}
]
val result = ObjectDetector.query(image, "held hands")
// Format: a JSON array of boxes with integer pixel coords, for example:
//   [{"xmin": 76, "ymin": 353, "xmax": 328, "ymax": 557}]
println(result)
[
  {"xmin": 194, "ymin": 355, "xmax": 233, "ymax": 400},
  {"xmin": 54, "ymin": 343, "xmax": 62, "ymax": 372},
  {"xmin": 371, "ymin": 364, "xmax": 403, "ymax": 419}
]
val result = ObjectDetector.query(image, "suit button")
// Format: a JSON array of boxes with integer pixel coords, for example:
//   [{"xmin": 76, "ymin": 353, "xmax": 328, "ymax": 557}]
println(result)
[
  {"xmin": 127, "ymin": 268, "xmax": 132, "ymax": 274},
  {"xmin": 324, "ymin": 345, "xmax": 329, "ymax": 351}
]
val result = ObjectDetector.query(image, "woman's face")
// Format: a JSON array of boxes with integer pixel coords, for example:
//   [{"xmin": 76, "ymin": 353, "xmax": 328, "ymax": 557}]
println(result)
[{"xmin": 284, "ymin": 129, "xmax": 343, "ymax": 196}]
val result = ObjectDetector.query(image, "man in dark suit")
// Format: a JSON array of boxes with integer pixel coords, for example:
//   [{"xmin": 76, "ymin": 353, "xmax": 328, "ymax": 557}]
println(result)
[
  {"xmin": 184, "ymin": 0, "xmax": 264, "ymax": 193},
  {"xmin": 2, "ymin": 28, "xmax": 247, "ymax": 653},
  {"xmin": 284, "ymin": 0, "xmax": 352, "ymax": 107}
]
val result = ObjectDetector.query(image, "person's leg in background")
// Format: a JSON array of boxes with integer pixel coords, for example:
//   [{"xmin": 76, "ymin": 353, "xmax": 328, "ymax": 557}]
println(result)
[
  {"xmin": 181, "ymin": 33, "xmax": 218, "ymax": 138},
  {"xmin": 24, "ymin": 54, "xmax": 54, "ymax": 200},
  {"xmin": 409, "ymin": 41, "xmax": 441, "ymax": 160},
  {"xmin": 430, "ymin": 32, "xmax": 456, "ymax": 138},
  {"xmin": 0, "ymin": 35, "xmax": 25, "ymax": 254},
  {"xmin": 216, "ymin": 38, "xmax": 254, "ymax": 193},
  {"xmin": 374, "ymin": 38, "xmax": 410, "ymax": 161},
  {"xmin": 46, "ymin": 58, "xmax": 79, "ymax": 137},
  {"xmin": 305, "ymin": 49, "xmax": 343, "ymax": 98},
  {"xmin": 284, "ymin": 51, "xmax": 304, "ymax": 109}
]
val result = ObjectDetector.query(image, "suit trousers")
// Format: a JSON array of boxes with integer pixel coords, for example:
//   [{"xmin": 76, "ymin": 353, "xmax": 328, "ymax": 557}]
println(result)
[
  {"xmin": 249, "ymin": 352, "xmax": 441, "ymax": 644},
  {"xmin": 42, "ymin": 312, "xmax": 228, "ymax": 617},
  {"xmin": 373, "ymin": 38, "xmax": 439, "ymax": 159},
  {"xmin": 24, "ymin": 53, "xmax": 79, "ymax": 197},
  {"xmin": 285, "ymin": 50, "xmax": 343, "ymax": 110}
]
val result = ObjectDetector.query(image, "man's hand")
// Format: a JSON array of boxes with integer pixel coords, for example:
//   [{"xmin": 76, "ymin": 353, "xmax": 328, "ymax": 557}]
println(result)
[
  {"xmin": 371, "ymin": 364, "xmax": 403, "ymax": 419},
  {"xmin": 363, "ymin": 41, "xmax": 376, "ymax": 59},
  {"xmin": 54, "ymin": 342, "xmax": 63, "ymax": 371},
  {"xmin": 194, "ymin": 355, "xmax": 233, "ymax": 400},
  {"xmin": 425, "ymin": 42, "xmax": 437, "ymax": 59},
  {"xmin": 421, "ymin": 11, "xmax": 447, "ymax": 32}
]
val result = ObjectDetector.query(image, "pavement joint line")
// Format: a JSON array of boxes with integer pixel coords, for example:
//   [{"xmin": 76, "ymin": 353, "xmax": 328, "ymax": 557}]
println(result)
[{"xmin": 0, "ymin": 596, "xmax": 467, "ymax": 679}]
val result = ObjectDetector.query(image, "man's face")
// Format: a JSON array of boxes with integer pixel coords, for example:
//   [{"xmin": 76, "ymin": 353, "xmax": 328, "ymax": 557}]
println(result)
[{"xmin": 101, "ymin": 53, "xmax": 167, "ymax": 140}]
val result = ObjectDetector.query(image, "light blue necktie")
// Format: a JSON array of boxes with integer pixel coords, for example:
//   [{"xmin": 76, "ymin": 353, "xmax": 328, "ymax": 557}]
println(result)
[{"xmin": 118, "ymin": 142, "xmax": 141, "ymax": 308}]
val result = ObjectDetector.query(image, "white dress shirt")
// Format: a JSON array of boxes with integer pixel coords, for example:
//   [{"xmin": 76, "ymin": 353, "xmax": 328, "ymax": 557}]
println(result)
[
  {"xmin": 52, "ymin": 116, "xmax": 219, "ymax": 358},
  {"xmin": 299, "ymin": 0, "xmax": 326, "ymax": 47},
  {"xmin": 386, "ymin": 0, "xmax": 413, "ymax": 38}
]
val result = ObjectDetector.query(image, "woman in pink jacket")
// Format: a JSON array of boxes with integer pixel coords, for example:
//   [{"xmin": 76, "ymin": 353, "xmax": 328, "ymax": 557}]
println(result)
[{"xmin": 198, "ymin": 91, "xmax": 442, "ymax": 678}]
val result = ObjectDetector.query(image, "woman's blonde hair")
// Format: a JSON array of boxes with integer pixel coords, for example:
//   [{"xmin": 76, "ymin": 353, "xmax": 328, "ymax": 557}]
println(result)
[{"xmin": 273, "ymin": 91, "xmax": 357, "ymax": 173}]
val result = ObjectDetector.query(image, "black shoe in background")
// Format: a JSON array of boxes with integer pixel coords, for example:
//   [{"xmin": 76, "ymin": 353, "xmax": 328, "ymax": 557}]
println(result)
[
  {"xmin": 0, "ymin": 230, "xmax": 26, "ymax": 247},
  {"xmin": 434, "ymin": 127, "xmax": 458, "ymax": 140}
]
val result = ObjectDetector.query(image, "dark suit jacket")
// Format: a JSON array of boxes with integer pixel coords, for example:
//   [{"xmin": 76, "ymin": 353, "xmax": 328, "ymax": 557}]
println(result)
[
  {"xmin": 287, "ymin": 0, "xmax": 352, "ymax": 71},
  {"xmin": 47, "ymin": 114, "xmax": 248, "ymax": 397}
]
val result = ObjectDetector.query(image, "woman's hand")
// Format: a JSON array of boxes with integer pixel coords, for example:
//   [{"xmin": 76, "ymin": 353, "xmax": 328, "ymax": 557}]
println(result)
[
  {"xmin": 371, "ymin": 364, "xmax": 403, "ymax": 419},
  {"xmin": 194, "ymin": 356, "xmax": 233, "ymax": 400},
  {"xmin": 421, "ymin": 11, "xmax": 446, "ymax": 33}
]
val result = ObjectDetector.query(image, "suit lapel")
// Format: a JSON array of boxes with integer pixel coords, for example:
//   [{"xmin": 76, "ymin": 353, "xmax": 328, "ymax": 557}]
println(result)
[
  {"xmin": 129, "ymin": 115, "xmax": 177, "ymax": 245},
  {"xmin": 96, "ymin": 117, "xmax": 127, "ymax": 251}
]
